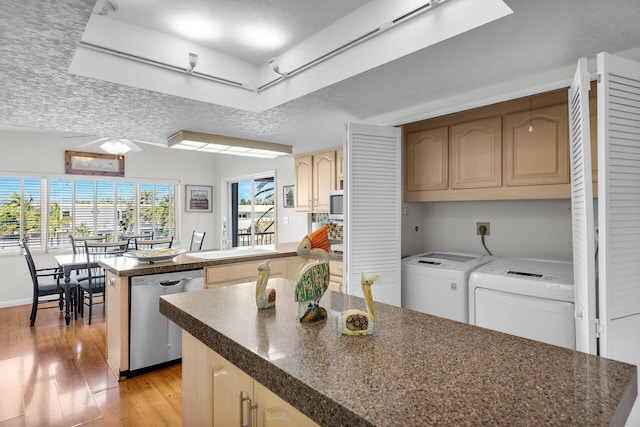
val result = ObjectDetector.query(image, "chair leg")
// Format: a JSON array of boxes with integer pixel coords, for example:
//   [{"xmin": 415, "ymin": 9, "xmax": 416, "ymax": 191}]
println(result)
[
  {"xmin": 88, "ymin": 290, "xmax": 93, "ymax": 325},
  {"xmin": 59, "ymin": 291, "xmax": 64, "ymax": 311},
  {"xmin": 30, "ymin": 296, "xmax": 37, "ymax": 327}
]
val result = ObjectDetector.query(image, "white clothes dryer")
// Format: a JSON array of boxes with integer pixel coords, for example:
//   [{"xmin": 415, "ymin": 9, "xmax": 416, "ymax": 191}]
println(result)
[
  {"xmin": 401, "ymin": 252, "xmax": 495, "ymax": 323},
  {"xmin": 469, "ymin": 257, "xmax": 575, "ymax": 350}
]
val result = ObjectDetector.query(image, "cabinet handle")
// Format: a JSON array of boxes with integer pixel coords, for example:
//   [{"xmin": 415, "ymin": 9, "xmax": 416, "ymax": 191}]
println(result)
[{"xmin": 239, "ymin": 391, "xmax": 258, "ymax": 427}]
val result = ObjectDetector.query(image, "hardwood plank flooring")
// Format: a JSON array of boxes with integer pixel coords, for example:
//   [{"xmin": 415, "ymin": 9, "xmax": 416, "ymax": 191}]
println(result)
[{"xmin": 0, "ymin": 303, "xmax": 182, "ymax": 426}]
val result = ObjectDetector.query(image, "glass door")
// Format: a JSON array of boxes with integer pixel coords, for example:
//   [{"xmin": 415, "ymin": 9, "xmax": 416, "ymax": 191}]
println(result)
[{"xmin": 228, "ymin": 174, "xmax": 275, "ymax": 247}]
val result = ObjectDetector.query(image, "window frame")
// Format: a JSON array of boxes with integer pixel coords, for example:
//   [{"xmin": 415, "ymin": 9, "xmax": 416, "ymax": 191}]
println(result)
[{"xmin": 0, "ymin": 171, "xmax": 179, "ymax": 254}]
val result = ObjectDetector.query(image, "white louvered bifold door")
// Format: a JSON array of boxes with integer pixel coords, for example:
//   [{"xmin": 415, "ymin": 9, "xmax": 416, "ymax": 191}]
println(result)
[
  {"xmin": 597, "ymin": 52, "xmax": 640, "ymax": 369},
  {"xmin": 345, "ymin": 123, "xmax": 402, "ymax": 306},
  {"xmin": 568, "ymin": 57, "xmax": 597, "ymax": 355}
]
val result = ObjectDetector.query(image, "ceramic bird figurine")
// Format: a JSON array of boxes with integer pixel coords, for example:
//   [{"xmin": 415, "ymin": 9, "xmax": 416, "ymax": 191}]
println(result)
[
  {"xmin": 255, "ymin": 259, "xmax": 275, "ymax": 309},
  {"xmin": 295, "ymin": 224, "xmax": 331, "ymax": 322},
  {"xmin": 339, "ymin": 272, "xmax": 380, "ymax": 335}
]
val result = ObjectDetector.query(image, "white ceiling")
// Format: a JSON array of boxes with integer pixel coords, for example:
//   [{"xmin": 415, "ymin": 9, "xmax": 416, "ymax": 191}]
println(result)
[
  {"xmin": 108, "ymin": 0, "xmax": 371, "ymax": 65},
  {"xmin": 1, "ymin": 0, "xmax": 639, "ymax": 155}
]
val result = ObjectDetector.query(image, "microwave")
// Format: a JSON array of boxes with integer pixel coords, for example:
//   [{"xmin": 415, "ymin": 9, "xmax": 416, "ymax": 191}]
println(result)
[{"xmin": 329, "ymin": 190, "xmax": 344, "ymax": 221}]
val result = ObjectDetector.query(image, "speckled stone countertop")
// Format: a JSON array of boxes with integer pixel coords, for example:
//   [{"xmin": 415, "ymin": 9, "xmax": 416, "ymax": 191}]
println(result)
[
  {"xmin": 160, "ymin": 278, "xmax": 637, "ymax": 426},
  {"xmin": 99, "ymin": 242, "xmax": 298, "ymax": 277}
]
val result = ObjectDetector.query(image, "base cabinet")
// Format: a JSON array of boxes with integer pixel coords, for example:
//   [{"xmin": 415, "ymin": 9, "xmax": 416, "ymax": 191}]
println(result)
[
  {"xmin": 183, "ymin": 331, "xmax": 319, "ymax": 427},
  {"xmin": 205, "ymin": 256, "xmax": 305, "ymax": 288},
  {"xmin": 329, "ymin": 259, "xmax": 343, "ymax": 293}
]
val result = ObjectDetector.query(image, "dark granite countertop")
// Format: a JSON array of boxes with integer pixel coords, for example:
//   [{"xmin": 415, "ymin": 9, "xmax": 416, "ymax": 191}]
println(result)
[
  {"xmin": 160, "ymin": 278, "xmax": 637, "ymax": 426},
  {"xmin": 99, "ymin": 242, "xmax": 298, "ymax": 277}
]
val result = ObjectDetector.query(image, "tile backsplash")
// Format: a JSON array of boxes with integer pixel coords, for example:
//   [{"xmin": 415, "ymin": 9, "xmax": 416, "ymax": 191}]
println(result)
[{"xmin": 311, "ymin": 213, "xmax": 343, "ymax": 241}]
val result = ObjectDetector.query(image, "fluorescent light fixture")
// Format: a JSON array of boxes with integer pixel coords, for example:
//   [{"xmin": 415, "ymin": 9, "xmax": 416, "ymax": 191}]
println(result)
[
  {"xmin": 168, "ymin": 131, "xmax": 292, "ymax": 159},
  {"xmin": 100, "ymin": 139, "xmax": 132, "ymax": 154}
]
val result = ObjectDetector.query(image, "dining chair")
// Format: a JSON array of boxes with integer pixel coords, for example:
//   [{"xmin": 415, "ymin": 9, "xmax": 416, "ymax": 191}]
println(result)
[
  {"xmin": 22, "ymin": 238, "xmax": 77, "ymax": 327},
  {"xmin": 134, "ymin": 237, "xmax": 173, "ymax": 250},
  {"xmin": 126, "ymin": 232, "xmax": 154, "ymax": 249},
  {"xmin": 189, "ymin": 231, "xmax": 206, "ymax": 251},
  {"xmin": 69, "ymin": 235, "xmax": 106, "ymax": 284},
  {"xmin": 79, "ymin": 240, "xmax": 128, "ymax": 325}
]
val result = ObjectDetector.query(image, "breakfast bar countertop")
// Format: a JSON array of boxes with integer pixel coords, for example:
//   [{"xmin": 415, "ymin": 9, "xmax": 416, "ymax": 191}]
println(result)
[
  {"xmin": 160, "ymin": 278, "xmax": 638, "ymax": 427},
  {"xmin": 99, "ymin": 242, "xmax": 299, "ymax": 277}
]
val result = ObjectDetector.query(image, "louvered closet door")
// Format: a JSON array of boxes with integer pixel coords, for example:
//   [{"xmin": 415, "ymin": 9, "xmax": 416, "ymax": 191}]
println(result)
[
  {"xmin": 597, "ymin": 52, "xmax": 640, "ymax": 367},
  {"xmin": 345, "ymin": 123, "xmax": 402, "ymax": 306},
  {"xmin": 568, "ymin": 57, "xmax": 597, "ymax": 355}
]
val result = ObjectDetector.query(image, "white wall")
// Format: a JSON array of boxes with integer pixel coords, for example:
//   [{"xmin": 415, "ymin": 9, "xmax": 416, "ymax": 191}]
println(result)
[
  {"xmin": 402, "ymin": 199, "xmax": 574, "ymax": 261},
  {"xmin": 0, "ymin": 131, "xmax": 306, "ymax": 307}
]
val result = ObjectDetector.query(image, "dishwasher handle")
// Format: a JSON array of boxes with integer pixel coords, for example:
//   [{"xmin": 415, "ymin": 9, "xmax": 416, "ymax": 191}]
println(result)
[{"xmin": 159, "ymin": 278, "xmax": 189, "ymax": 287}]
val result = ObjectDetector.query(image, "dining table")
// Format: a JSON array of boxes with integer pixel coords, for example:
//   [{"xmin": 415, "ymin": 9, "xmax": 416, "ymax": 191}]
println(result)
[{"xmin": 55, "ymin": 253, "xmax": 90, "ymax": 325}]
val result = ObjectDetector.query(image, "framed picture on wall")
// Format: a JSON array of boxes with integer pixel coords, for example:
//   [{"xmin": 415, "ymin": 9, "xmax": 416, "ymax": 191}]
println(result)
[
  {"xmin": 185, "ymin": 185, "xmax": 212, "ymax": 212},
  {"xmin": 283, "ymin": 185, "xmax": 294, "ymax": 208},
  {"xmin": 65, "ymin": 150, "xmax": 124, "ymax": 177}
]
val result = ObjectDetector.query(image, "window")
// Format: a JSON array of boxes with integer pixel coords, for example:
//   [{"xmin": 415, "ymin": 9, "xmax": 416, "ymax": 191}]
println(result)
[{"xmin": 0, "ymin": 175, "xmax": 177, "ymax": 253}]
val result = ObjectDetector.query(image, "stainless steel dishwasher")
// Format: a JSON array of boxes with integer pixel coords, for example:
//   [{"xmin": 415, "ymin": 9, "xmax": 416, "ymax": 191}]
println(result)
[{"xmin": 129, "ymin": 269, "xmax": 204, "ymax": 373}]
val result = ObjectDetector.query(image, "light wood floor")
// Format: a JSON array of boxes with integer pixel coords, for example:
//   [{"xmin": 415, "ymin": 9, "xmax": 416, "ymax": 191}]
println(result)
[{"xmin": 0, "ymin": 302, "xmax": 182, "ymax": 426}]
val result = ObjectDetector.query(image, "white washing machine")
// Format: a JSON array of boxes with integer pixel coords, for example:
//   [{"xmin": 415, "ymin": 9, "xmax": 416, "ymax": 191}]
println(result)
[
  {"xmin": 469, "ymin": 257, "xmax": 575, "ymax": 350},
  {"xmin": 401, "ymin": 252, "xmax": 495, "ymax": 323}
]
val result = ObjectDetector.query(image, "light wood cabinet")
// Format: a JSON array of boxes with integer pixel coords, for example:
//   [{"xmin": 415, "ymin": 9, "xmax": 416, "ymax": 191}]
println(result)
[
  {"xmin": 205, "ymin": 256, "xmax": 304, "ymax": 288},
  {"xmin": 294, "ymin": 155, "xmax": 313, "ymax": 212},
  {"xmin": 403, "ymin": 87, "xmax": 594, "ymax": 202},
  {"xmin": 183, "ymin": 331, "xmax": 319, "ymax": 427},
  {"xmin": 504, "ymin": 103, "xmax": 568, "ymax": 186},
  {"xmin": 450, "ymin": 116, "xmax": 502, "ymax": 189},
  {"xmin": 312, "ymin": 150, "xmax": 336, "ymax": 212},
  {"xmin": 336, "ymin": 147, "xmax": 344, "ymax": 189},
  {"xmin": 405, "ymin": 126, "xmax": 448, "ymax": 192},
  {"xmin": 105, "ymin": 271, "xmax": 129, "ymax": 378},
  {"xmin": 294, "ymin": 147, "xmax": 340, "ymax": 212},
  {"xmin": 329, "ymin": 259, "xmax": 343, "ymax": 293}
]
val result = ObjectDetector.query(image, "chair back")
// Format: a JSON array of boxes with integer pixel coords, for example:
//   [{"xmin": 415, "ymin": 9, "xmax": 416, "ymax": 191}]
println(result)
[
  {"xmin": 84, "ymin": 240, "xmax": 129, "ymax": 286},
  {"xmin": 135, "ymin": 237, "xmax": 173, "ymax": 250},
  {"xmin": 70, "ymin": 235, "xmax": 106, "ymax": 254},
  {"xmin": 21, "ymin": 238, "xmax": 39, "ymax": 288},
  {"xmin": 126, "ymin": 232, "xmax": 154, "ymax": 248},
  {"xmin": 190, "ymin": 231, "xmax": 206, "ymax": 251}
]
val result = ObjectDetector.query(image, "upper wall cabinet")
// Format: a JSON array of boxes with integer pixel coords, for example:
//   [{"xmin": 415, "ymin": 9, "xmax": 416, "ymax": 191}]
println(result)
[
  {"xmin": 450, "ymin": 116, "xmax": 502, "ymax": 189},
  {"xmin": 294, "ymin": 147, "xmax": 340, "ymax": 212},
  {"xmin": 403, "ymin": 86, "xmax": 597, "ymax": 202},
  {"xmin": 504, "ymin": 103, "xmax": 568, "ymax": 187},
  {"xmin": 405, "ymin": 126, "xmax": 448, "ymax": 191}
]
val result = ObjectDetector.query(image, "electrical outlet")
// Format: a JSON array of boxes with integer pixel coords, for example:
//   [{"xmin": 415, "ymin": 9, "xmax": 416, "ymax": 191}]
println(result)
[{"xmin": 476, "ymin": 222, "xmax": 490, "ymax": 236}]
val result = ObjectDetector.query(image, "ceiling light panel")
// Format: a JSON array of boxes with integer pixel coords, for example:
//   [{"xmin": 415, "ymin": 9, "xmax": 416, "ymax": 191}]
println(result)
[
  {"xmin": 168, "ymin": 13, "xmax": 222, "ymax": 42},
  {"xmin": 168, "ymin": 130, "xmax": 292, "ymax": 158},
  {"xmin": 238, "ymin": 24, "xmax": 287, "ymax": 50}
]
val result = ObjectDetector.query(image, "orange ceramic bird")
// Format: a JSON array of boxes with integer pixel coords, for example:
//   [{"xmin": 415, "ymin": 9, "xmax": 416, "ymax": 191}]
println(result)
[{"xmin": 295, "ymin": 225, "xmax": 330, "ymax": 322}]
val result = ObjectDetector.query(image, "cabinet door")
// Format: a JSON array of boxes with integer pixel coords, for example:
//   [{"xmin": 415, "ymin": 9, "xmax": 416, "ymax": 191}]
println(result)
[
  {"xmin": 211, "ymin": 351, "xmax": 254, "ymax": 427},
  {"xmin": 205, "ymin": 259, "xmax": 285, "ymax": 288},
  {"xmin": 295, "ymin": 155, "xmax": 313, "ymax": 212},
  {"xmin": 336, "ymin": 148, "xmax": 344, "ymax": 189},
  {"xmin": 504, "ymin": 103, "xmax": 569, "ymax": 186},
  {"xmin": 312, "ymin": 150, "xmax": 336, "ymax": 212},
  {"xmin": 254, "ymin": 381, "xmax": 320, "ymax": 427},
  {"xmin": 450, "ymin": 116, "xmax": 502, "ymax": 189},
  {"xmin": 405, "ymin": 126, "xmax": 448, "ymax": 191}
]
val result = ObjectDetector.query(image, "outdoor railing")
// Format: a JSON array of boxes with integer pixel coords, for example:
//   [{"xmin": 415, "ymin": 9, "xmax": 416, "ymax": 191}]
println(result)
[{"xmin": 237, "ymin": 232, "xmax": 275, "ymax": 246}]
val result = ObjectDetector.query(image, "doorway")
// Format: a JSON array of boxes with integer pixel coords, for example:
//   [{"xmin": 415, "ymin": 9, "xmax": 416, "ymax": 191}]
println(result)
[{"xmin": 227, "ymin": 173, "xmax": 276, "ymax": 247}]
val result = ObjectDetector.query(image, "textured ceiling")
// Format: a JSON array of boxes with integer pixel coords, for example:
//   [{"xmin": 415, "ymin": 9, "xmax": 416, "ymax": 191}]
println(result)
[{"xmin": 1, "ymin": 0, "xmax": 639, "ymax": 155}]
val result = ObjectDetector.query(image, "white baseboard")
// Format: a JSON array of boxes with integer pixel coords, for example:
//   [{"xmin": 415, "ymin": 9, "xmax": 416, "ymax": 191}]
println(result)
[{"xmin": 0, "ymin": 298, "xmax": 31, "ymax": 308}]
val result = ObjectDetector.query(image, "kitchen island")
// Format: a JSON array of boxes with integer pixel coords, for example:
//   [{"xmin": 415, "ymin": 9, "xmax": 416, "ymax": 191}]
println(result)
[
  {"xmin": 160, "ymin": 278, "xmax": 637, "ymax": 426},
  {"xmin": 99, "ymin": 243, "xmax": 301, "ymax": 379}
]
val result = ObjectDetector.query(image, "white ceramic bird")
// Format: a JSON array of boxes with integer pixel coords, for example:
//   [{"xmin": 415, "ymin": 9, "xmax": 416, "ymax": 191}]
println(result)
[
  {"xmin": 255, "ymin": 259, "xmax": 275, "ymax": 309},
  {"xmin": 339, "ymin": 272, "xmax": 380, "ymax": 335}
]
